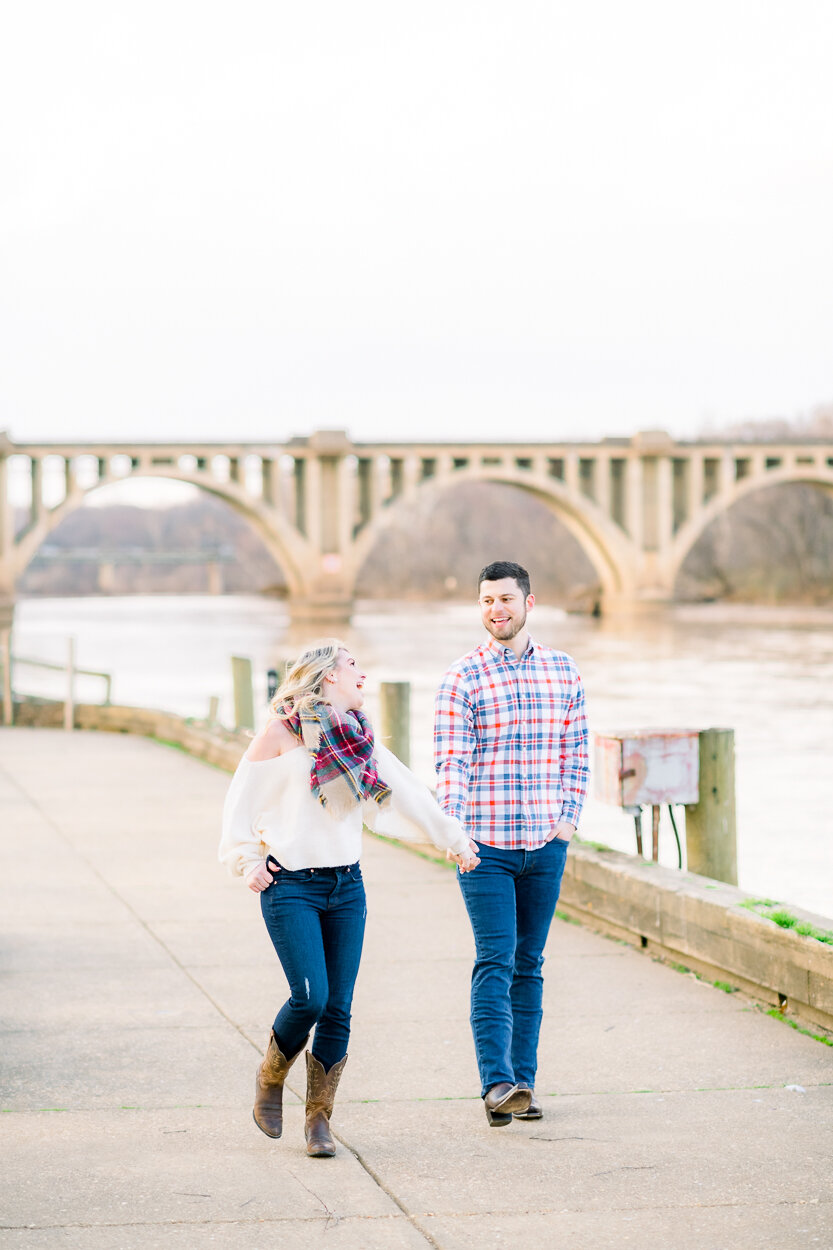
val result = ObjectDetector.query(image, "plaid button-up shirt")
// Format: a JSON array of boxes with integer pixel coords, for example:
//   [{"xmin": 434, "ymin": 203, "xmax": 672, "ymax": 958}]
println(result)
[{"xmin": 433, "ymin": 636, "xmax": 589, "ymax": 850}]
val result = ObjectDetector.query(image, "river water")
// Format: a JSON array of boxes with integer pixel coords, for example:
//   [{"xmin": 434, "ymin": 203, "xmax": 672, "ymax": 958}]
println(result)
[{"xmin": 10, "ymin": 594, "xmax": 833, "ymax": 919}]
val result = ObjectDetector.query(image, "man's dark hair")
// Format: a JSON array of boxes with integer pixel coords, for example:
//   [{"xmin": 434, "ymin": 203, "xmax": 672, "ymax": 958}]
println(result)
[{"xmin": 478, "ymin": 561, "xmax": 531, "ymax": 599}]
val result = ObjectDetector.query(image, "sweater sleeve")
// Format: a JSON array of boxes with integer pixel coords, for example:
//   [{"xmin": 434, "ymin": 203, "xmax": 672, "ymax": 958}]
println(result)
[
  {"xmin": 363, "ymin": 744, "xmax": 471, "ymax": 856},
  {"xmin": 218, "ymin": 756, "xmax": 270, "ymax": 879}
]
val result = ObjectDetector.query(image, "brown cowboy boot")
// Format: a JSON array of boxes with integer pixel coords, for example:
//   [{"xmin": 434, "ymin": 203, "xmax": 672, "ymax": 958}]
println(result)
[
  {"xmin": 513, "ymin": 1088, "xmax": 543, "ymax": 1120},
  {"xmin": 252, "ymin": 1032, "xmax": 306, "ymax": 1138},
  {"xmin": 304, "ymin": 1051, "xmax": 347, "ymax": 1157}
]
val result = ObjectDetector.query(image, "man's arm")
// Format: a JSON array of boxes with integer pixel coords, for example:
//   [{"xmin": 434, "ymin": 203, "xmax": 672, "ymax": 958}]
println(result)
[
  {"xmin": 558, "ymin": 668, "xmax": 589, "ymax": 829},
  {"xmin": 433, "ymin": 669, "xmax": 476, "ymax": 822}
]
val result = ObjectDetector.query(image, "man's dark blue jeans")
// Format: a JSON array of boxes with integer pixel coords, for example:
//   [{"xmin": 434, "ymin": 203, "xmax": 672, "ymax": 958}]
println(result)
[
  {"xmin": 260, "ymin": 862, "xmax": 366, "ymax": 1071},
  {"xmin": 458, "ymin": 837, "xmax": 569, "ymax": 1097}
]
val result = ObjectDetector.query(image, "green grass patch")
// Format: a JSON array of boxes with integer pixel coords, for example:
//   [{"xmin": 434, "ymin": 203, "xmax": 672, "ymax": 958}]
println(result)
[
  {"xmin": 555, "ymin": 909, "xmax": 582, "ymax": 926},
  {"xmin": 151, "ymin": 736, "xmax": 190, "ymax": 754},
  {"xmin": 765, "ymin": 1009, "xmax": 833, "ymax": 1047},
  {"xmin": 148, "ymin": 735, "xmax": 234, "ymax": 773},
  {"xmin": 713, "ymin": 980, "xmax": 739, "ymax": 994},
  {"xmin": 575, "ymin": 838, "xmax": 614, "ymax": 853},
  {"xmin": 739, "ymin": 899, "xmax": 833, "ymax": 944}
]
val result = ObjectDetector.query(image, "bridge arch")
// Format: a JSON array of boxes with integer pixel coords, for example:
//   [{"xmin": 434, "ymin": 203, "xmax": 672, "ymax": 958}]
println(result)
[
  {"xmin": 669, "ymin": 463, "xmax": 833, "ymax": 590},
  {"xmin": 10, "ymin": 464, "xmax": 312, "ymax": 596},
  {"xmin": 344, "ymin": 463, "xmax": 637, "ymax": 607}
]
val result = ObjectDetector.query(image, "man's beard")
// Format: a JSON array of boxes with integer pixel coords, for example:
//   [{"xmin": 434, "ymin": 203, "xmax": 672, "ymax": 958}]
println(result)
[{"xmin": 487, "ymin": 610, "xmax": 526, "ymax": 641}]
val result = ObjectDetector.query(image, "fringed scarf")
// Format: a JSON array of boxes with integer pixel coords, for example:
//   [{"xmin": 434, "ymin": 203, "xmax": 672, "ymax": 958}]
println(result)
[{"xmin": 284, "ymin": 702, "xmax": 391, "ymax": 819}]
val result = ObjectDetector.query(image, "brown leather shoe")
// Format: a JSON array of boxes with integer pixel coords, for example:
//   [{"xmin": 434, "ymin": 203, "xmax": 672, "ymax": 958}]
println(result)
[
  {"xmin": 304, "ymin": 1052, "xmax": 347, "ymax": 1157},
  {"xmin": 483, "ymin": 1082, "xmax": 532, "ymax": 1127},
  {"xmin": 252, "ymin": 1032, "xmax": 306, "ymax": 1139},
  {"xmin": 513, "ymin": 1088, "xmax": 543, "ymax": 1120}
]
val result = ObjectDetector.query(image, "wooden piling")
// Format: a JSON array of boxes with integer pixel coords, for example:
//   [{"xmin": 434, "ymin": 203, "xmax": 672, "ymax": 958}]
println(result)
[
  {"xmin": 231, "ymin": 656, "xmax": 255, "ymax": 731},
  {"xmin": 1, "ymin": 629, "xmax": 11, "ymax": 726},
  {"xmin": 379, "ymin": 681, "xmax": 411, "ymax": 766},
  {"xmin": 684, "ymin": 728, "xmax": 738, "ymax": 885},
  {"xmin": 64, "ymin": 636, "xmax": 75, "ymax": 732}
]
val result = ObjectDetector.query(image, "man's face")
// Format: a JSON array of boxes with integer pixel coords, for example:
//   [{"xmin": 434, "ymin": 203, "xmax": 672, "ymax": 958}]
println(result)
[{"xmin": 479, "ymin": 577, "xmax": 534, "ymax": 642}]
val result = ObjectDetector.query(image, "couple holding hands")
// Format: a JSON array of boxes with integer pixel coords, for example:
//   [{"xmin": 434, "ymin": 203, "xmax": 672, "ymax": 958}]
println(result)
[{"xmin": 219, "ymin": 560, "xmax": 589, "ymax": 1157}]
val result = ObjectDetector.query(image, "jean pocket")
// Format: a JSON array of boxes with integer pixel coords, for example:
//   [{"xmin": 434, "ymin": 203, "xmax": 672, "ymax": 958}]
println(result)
[{"xmin": 277, "ymin": 868, "xmax": 316, "ymax": 882}]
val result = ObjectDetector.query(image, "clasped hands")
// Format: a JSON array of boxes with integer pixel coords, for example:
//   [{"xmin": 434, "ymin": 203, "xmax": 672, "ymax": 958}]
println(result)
[
  {"xmin": 447, "ymin": 823, "xmax": 574, "ymax": 874},
  {"xmin": 446, "ymin": 839, "xmax": 481, "ymax": 873}
]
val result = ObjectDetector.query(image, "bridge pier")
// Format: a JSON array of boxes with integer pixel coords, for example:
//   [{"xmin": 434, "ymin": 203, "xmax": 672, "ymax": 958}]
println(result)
[
  {"xmin": 97, "ymin": 562, "xmax": 117, "ymax": 594},
  {"xmin": 207, "ymin": 560, "xmax": 223, "ymax": 596},
  {"xmin": 287, "ymin": 574, "xmax": 354, "ymax": 631},
  {"xmin": 602, "ymin": 589, "xmax": 675, "ymax": 618},
  {"xmin": 287, "ymin": 598, "xmax": 354, "ymax": 631}
]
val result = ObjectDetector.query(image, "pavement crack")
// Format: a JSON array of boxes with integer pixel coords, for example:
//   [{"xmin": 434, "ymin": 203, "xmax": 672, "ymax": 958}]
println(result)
[
  {"xmin": 0, "ymin": 1215, "xmax": 421, "ymax": 1232},
  {"xmin": 529, "ymin": 1135, "xmax": 605, "ymax": 1143},
  {"xmin": 592, "ymin": 1165, "xmax": 658, "ymax": 1177},
  {"xmin": 286, "ymin": 1168, "xmax": 341, "ymax": 1228},
  {"xmin": 333, "ymin": 1135, "xmax": 444, "ymax": 1250}
]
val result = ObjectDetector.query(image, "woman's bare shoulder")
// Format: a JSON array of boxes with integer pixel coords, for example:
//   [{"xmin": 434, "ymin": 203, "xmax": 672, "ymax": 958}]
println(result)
[{"xmin": 245, "ymin": 717, "xmax": 300, "ymax": 761}]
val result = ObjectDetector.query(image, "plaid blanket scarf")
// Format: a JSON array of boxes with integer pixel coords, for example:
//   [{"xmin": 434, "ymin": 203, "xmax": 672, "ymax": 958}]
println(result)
[{"xmin": 285, "ymin": 702, "xmax": 391, "ymax": 819}]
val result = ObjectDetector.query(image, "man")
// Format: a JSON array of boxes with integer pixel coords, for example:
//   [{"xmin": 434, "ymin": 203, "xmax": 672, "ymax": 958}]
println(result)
[{"xmin": 433, "ymin": 560, "xmax": 589, "ymax": 1126}]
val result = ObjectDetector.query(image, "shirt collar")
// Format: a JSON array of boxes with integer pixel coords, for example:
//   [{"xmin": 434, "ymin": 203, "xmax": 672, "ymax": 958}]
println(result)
[{"xmin": 484, "ymin": 635, "xmax": 536, "ymax": 662}]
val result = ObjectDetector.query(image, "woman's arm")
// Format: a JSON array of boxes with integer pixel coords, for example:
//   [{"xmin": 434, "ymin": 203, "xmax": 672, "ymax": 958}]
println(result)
[
  {"xmin": 365, "ymin": 744, "xmax": 478, "ymax": 864},
  {"xmin": 219, "ymin": 720, "xmax": 297, "ymax": 881},
  {"xmin": 218, "ymin": 759, "xmax": 270, "ymax": 879}
]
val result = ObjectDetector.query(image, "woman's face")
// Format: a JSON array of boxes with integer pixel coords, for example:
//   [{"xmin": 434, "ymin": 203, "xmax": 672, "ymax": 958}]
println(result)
[{"xmin": 324, "ymin": 649, "xmax": 367, "ymax": 712}]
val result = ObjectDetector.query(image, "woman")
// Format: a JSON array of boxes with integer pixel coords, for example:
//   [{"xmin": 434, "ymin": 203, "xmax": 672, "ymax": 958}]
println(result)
[{"xmin": 219, "ymin": 638, "xmax": 478, "ymax": 1158}]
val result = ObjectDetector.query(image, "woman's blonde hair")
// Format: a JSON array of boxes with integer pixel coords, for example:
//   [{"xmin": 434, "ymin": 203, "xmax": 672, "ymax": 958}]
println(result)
[{"xmin": 271, "ymin": 638, "xmax": 346, "ymax": 719}]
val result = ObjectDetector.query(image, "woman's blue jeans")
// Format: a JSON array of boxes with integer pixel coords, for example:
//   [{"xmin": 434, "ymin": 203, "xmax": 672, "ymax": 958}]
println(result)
[
  {"xmin": 260, "ymin": 862, "xmax": 366, "ymax": 1071},
  {"xmin": 458, "ymin": 837, "xmax": 569, "ymax": 1097}
]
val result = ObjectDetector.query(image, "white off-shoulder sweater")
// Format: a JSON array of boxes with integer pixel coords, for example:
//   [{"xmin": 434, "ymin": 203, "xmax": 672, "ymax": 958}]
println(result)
[{"xmin": 219, "ymin": 741, "xmax": 471, "ymax": 878}]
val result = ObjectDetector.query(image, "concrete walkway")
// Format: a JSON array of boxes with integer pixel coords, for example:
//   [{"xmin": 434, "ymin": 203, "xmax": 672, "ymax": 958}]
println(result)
[{"xmin": 1, "ymin": 728, "xmax": 831, "ymax": 1250}]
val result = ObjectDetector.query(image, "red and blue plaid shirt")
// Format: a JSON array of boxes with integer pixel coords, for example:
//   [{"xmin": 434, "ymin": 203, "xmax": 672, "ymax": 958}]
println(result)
[{"xmin": 433, "ymin": 636, "xmax": 589, "ymax": 850}]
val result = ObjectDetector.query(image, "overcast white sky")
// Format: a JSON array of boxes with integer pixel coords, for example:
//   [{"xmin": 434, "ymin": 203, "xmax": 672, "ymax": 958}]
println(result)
[{"xmin": 2, "ymin": 0, "xmax": 833, "ymax": 450}]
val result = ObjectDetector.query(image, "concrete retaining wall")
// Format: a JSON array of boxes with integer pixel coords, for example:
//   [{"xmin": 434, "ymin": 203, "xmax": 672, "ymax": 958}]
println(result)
[
  {"xmin": 11, "ymin": 698, "xmax": 248, "ymax": 772},
  {"xmin": 11, "ymin": 696, "xmax": 833, "ymax": 1034},
  {"xmin": 558, "ymin": 844, "xmax": 833, "ymax": 1034}
]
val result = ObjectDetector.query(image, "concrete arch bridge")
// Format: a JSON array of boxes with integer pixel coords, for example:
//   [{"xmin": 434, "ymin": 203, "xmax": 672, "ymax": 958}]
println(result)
[{"xmin": 2, "ymin": 428, "xmax": 833, "ymax": 630}]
